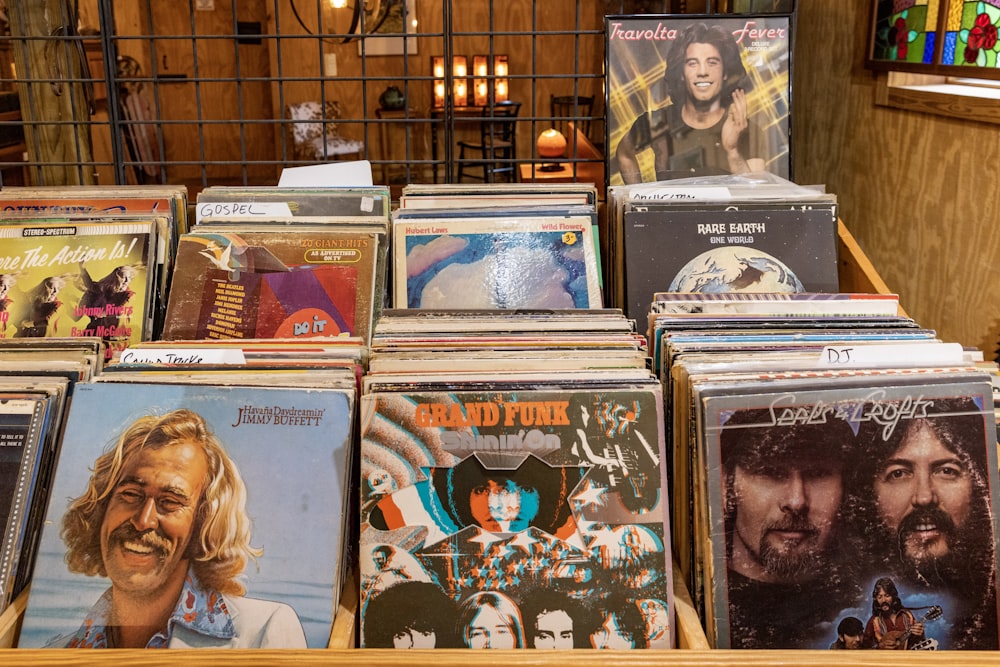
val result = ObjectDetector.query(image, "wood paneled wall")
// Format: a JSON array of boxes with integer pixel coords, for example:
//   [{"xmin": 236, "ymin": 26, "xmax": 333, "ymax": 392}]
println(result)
[{"xmin": 794, "ymin": 1, "xmax": 1000, "ymax": 359}]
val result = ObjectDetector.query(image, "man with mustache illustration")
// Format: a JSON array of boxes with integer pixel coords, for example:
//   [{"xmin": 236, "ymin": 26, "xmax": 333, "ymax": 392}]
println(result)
[
  {"xmin": 721, "ymin": 407, "xmax": 860, "ymax": 648},
  {"xmin": 49, "ymin": 409, "xmax": 306, "ymax": 648},
  {"xmin": 852, "ymin": 395, "xmax": 999, "ymax": 650}
]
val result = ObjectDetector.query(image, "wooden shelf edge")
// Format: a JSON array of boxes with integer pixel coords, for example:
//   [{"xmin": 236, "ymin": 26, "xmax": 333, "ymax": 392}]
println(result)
[
  {"xmin": 672, "ymin": 556, "xmax": 710, "ymax": 650},
  {"xmin": 3, "ymin": 648, "xmax": 1000, "ymax": 664},
  {"xmin": 0, "ymin": 587, "xmax": 27, "ymax": 649},
  {"xmin": 836, "ymin": 220, "xmax": 906, "ymax": 316},
  {"xmin": 326, "ymin": 569, "xmax": 357, "ymax": 649}
]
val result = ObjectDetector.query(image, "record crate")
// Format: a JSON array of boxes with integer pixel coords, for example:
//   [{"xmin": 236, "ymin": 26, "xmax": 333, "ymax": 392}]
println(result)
[{"xmin": 4, "ymin": 221, "xmax": 1000, "ymax": 665}]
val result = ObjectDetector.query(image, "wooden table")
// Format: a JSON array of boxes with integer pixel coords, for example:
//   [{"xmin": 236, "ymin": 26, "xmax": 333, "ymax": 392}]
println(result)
[
  {"xmin": 519, "ymin": 161, "xmax": 605, "ymax": 199},
  {"xmin": 374, "ymin": 107, "xmax": 417, "ymax": 186}
]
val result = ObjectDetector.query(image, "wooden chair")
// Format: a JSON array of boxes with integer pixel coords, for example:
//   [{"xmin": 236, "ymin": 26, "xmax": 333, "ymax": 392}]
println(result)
[
  {"xmin": 456, "ymin": 100, "xmax": 521, "ymax": 183},
  {"xmin": 117, "ymin": 55, "xmax": 162, "ymax": 184},
  {"xmin": 550, "ymin": 94, "xmax": 594, "ymax": 141},
  {"xmin": 286, "ymin": 101, "xmax": 363, "ymax": 162}
]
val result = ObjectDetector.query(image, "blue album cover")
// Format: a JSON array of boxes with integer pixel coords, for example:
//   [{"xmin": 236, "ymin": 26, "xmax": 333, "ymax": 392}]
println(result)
[
  {"xmin": 19, "ymin": 381, "xmax": 354, "ymax": 649},
  {"xmin": 393, "ymin": 216, "xmax": 602, "ymax": 310}
]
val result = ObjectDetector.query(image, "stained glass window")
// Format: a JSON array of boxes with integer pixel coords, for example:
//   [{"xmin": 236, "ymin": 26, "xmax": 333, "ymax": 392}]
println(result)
[
  {"xmin": 868, "ymin": 0, "xmax": 1000, "ymax": 77},
  {"xmin": 942, "ymin": 0, "xmax": 1000, "ymax": 67},
  {"xmin": 871, "ymin": 0, "xmax": 940, "ymax": 65}
]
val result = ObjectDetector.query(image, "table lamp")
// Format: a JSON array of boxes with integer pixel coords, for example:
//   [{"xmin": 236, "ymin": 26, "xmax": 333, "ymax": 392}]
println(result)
[{"xmin": 536, "ymin": 128, "xmax": 567, "ymax": 171}]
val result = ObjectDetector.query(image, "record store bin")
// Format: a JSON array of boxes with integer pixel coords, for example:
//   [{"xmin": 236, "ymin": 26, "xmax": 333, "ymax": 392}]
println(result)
[
  {"xmin": 0, "ymin": 1, "xmax": 996, "ymax": 665},
  {"xmin": 2, "ymin": 223, "xmax": 989, "ymax": 666}
]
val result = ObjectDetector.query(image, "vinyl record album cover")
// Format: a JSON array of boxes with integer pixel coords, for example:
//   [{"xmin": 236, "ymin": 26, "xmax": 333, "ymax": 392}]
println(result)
[
  {"xmin": 606, "ymin": 14, "xmax": 791, "ymax": 185},
  {"xmin": 0, "ymin": 220, "xmax": 155, "ymax": 359},
  {"xmin": 701, "ymin": 377, "xmax": 1000, "ymax": 650},
  {"xmin": 19, "ymin": 381, "xmax": 355, "ymax": 649},
  {"xmin": 393, "ymin": 216, "xmax": 602, "ymax": 310},
  {"xmin": 162, "ymin": 229, "xmax": 380, "ymax": 343},
  {"xmin": 359, "ymin": 386, "xmax": 673, "ymax": 650},
  {"xmin": 623, "ymin": 205, "xmax": 838, "ymax": 322},
  {"xmin": 0, "ymin": 394, "xmax": 49, "ymax": 609}
]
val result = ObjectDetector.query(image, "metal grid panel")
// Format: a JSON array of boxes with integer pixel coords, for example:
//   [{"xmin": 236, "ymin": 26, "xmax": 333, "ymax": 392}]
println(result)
[{"xmin": 0, "ymin": 1, "xmax": 687, "ymax": 192}]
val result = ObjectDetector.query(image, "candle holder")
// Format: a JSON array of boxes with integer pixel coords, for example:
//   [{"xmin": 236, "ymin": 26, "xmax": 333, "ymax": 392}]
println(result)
[
  {"xmin": 493, "ymin": 54, "xmax": 508, "ymax": 103},
  {"xmin": 473, "ymin": 55, "xmax": 489, "ymax": 106},
  {"xmin": 452, "ymin": 55, "xmax": 468, "ymax": 107},
  {"xmin": 431, "ymin": 56, "xmax": 445, "ymax": 108}
]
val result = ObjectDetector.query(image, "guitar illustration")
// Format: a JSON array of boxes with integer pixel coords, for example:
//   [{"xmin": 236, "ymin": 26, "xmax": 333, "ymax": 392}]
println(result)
[{"xmin": 880, "ymin": 605, "xmax": 943, "ymax": 650}]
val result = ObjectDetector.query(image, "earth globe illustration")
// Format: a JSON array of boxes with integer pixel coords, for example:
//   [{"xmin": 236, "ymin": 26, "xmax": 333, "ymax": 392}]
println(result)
[{"xmin": 668, "ymin": 246, "xmax": 805, "ymax": 293}]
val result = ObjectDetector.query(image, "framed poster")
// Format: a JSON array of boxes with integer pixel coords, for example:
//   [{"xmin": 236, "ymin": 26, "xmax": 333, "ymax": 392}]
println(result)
[
  {"xmin": 605, "ymin": 14, "xmax": 792, "ymax": 185},
  {"xmin": 356, "ymin": 0, "xmax": 418, "ymax": 56}
]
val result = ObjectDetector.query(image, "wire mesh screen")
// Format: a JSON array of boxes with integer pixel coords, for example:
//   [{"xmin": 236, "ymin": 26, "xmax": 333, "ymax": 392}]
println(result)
[{"xmin": 0, "ymin": 0, "xmax": 703, "ymax": 195}]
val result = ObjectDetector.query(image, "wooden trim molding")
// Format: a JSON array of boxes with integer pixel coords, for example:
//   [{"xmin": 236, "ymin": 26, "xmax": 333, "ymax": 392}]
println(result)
[{"xmin": 874, "ymin": 72, "xmax": 1000, "ymax": 126}]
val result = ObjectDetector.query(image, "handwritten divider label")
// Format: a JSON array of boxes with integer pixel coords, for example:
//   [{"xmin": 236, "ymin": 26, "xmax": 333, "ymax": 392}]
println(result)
[
  {"xmin": 818, "ymin": 342, "xmax": 966, "ymax": 368},
  {"xmin": 119, "ymin": 348, "xmax": 247, "ymax": 365}
]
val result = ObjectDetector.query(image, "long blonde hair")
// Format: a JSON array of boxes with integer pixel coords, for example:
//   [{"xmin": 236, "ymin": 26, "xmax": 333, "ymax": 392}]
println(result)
[{"xmin": 60, "ymin": 409, "xmax": 261, "ymax": 596}]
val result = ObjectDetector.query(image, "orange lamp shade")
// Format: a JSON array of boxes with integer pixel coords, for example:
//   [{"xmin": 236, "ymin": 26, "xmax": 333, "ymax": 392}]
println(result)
[{"xmin": 536, "ymin": 128, "xmax": 567, "ymax": 159}]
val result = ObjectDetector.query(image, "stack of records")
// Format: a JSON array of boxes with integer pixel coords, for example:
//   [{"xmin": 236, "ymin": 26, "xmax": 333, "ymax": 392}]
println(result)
[
  {"xmin": 392, "ymin": 184, "xmax": 604, "ymax": 310},
  {"xmin": 358, "ymin": 309, "xmax": 675, "ymax": 650},
  {"xmin": 606, "ymin": 172, "xmax": 840, "ymax": 322},
  {"xmin": 0, "ymin": 338, "xmax": 105, "ymax": 614},
  {"xmin": 194, "ymin": 185, "xmax": 391, "ymax": 223},
  {"xmin": 0, "ymin": 185, "xmax": 187, "ymax": 358},
  {"xmin": 17, "ymin": 337, "xmax": 361, "ymax": 649},
  {"xmin": 104, "ymin": 336, "xmax": 364, "ymax": 389},
  {"xmin": 161, "ymin": 186, "xmax": 391, "ymax": 344},
  {"xmin": 0, "ymin": 185, "xmax": 187, "ymax": 338},
  {"xmin": 651, "ymin": 290, "xmax": 1000, "ymax": 651},
  {"xmin": 398, "ymin": 182, "xmax": 598, "ymax": 210}
]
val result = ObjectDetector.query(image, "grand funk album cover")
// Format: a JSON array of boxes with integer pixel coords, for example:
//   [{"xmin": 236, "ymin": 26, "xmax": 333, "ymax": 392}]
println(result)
[{"xmin": 359, "ymin": 387, "xmax": 674, "ymax": 650}]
